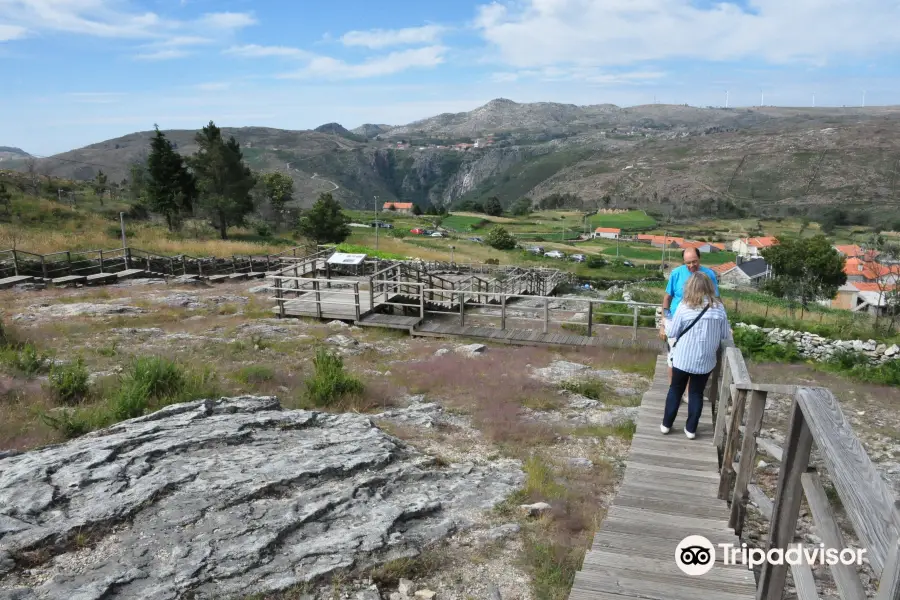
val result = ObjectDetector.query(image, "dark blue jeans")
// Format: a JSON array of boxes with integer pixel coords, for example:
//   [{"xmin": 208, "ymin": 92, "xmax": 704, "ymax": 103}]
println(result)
[{"xmin": 663, "ymin": 367, "xmax": 711, "ymax": 435}]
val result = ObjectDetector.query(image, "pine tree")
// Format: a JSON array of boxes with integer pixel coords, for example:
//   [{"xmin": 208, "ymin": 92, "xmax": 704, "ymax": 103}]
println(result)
[
  {"xmin": 188, "ymin": 121, "xmax": 257, "ymax": 240},
  {"xmin": 295, "ymin": 192, "xmax": 351, "ymax": 244},
  {"xmin": 146, "ymin": 126, "xmax": 196, "ymax": 231}
]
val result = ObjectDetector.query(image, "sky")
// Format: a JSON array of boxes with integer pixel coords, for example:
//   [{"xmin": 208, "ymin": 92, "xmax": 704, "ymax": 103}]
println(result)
[{"xmin": 2, "ymin": 0, "xmax": 900, "ymax": 155}]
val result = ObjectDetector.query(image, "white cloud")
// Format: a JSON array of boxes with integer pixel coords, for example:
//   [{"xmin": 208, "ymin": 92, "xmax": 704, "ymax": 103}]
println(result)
[
  {"xmin": 0, "ymin": 2, "xmax": 254, "ymax": 41},
  {"xmin": 278, "ymin": 46, "xmax": 446, "ymax": 80},
  {"xmin": 198, "ymin": 11, "xmax": 256, "ymax": 31},
  {"xmin": 134, "ymin": 48, "xmax": 188, "ymax": 61},
  {"xmin": 0, "ymin": 23, "xmax": 27, "ymax": 41},
  {"xmin": 340, "ymin": 25, "xmax": 445, "ymax": 49},
  {"xmin": 473, "ymin": 0, "xmax": 900, "ymax": 67},
  {"xmin": 224, "ymin": 44, "xmax": 309, "ymax": 58}
]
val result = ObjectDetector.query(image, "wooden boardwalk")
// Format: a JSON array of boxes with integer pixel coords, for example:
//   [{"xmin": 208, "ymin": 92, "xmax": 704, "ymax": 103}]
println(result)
[
  {"xmin": 568, "ymin": 356, "xmax": 757, "ymax": 600},
  {"xmin": 412, "ymin": 320, "xmax": 663, "ymax": 351}
]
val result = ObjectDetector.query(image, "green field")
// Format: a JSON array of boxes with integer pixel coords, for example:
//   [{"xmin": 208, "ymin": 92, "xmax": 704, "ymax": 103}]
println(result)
[
  {"xmin": 588, "ymin": 210, "xmax": 657, "ymax": 231},
  {"xmin": 440, "ymin": 215, "xmax": 489, "ymax": 232}
]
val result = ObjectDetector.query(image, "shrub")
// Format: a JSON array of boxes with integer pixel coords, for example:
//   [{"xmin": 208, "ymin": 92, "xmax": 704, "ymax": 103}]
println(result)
[
  {"xmin": 48, "ymin": 358, "xmax": 90, "ymax": 404},
  {"xmin": 485, "ymin": 226, "xmax": 517, "ymax": 250},
  {"xmin": 733, "ymin": 328, "xmax": 800, "ymax": 362},
  {"xmin": 586, "ymin": 256, "xmax": 606, "ymax": 269},
  {"xmin": 304, "ymin": 347, "xmax": 363, "ymax": 407},
  {"xmin": 128, "ymin": 356, "xmax": 185, "ymax": 399}
]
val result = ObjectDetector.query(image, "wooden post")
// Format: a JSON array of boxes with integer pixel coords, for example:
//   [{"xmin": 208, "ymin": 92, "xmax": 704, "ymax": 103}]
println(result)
[
  {"xmin": 419, "ymin": 284, "xmax": 425, "ymax": 319},
  {"xmin": 369, "ymin": 276, "xmax": 375, "ymax": 310},
  {"xmin": 501, "ymin": 294, "xmax": 507, "ymax": 330},
  {"xmin": 314, "ymin": 280, "xmax": 322, "ymax": 319},
  {"xmin": 544, "ymin": 297, "xmax": 549, "ymax": 334},
  {"xmin": 730, "ymin": 390, "xmax": 769, "ymax": 534},
  {"xmin": 875, "ymin": 538, "xmax": 900, "ymax": 600},
  {"xmin": 459, "ymin": 291, "xmax": 465, "ymax": 326},
  {"xmin": 718, "ymin": 387, "xmax": 748, "ymax": 500},
  {"xmin": 12, "ymin": 250, "xmax": 19, "ymax": 276},
  {"xmin": 98, "ymin": 249, "xmax": 104, "ymax": 272},
  {"xmin": 124, "ymin": 247, "xmax": 131, "ymax": 269},
  {"xmin": 586, "ymin": 302, "xmax": 592, "ymax": 337},
  {"xmin": 169, "ymin": 258, "xmax": 175, "ymax": 276},
  {"xmin": 275, "ymin": 277, "xmax": 285, "ymax": 318},
  {"xmin": 756, "ymin": 398, "xmax": 813, "ymax": 600},
  {"xmin": 354, "ymin": 283, "xmax": 361, "ymax": 321},
  {"xmin": 632, "ymin": 305, "xmax": 639, "ymax": 340},
  {"xmin": 708, "ymin": 346, "xmax": 724, "ymax": 420},
  {"xmin": 66, "ymin": 251, "xmax": 72, "ymax": 275}
]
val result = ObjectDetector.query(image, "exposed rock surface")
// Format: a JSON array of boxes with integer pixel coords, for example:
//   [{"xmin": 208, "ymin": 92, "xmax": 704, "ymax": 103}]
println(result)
[
  {"xmin": 13, "ymin": 302, "xmax": 143, "ymax": 321},
  {"xmin": 0, "ymin": 397, "xmax": 523, "ymax": 600}
]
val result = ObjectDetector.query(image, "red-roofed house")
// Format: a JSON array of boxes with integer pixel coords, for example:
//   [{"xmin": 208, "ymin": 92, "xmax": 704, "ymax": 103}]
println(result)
[
  {"xmin": 593, "ymin": 227, "xmax": 621, "ymax": 240},
  {"xmin": 831, "ymin": 281, "xmax": 898, "ymax": 314},
  {"xmin": 731, "ymin": 236, "xmax": 778, "ymax": 258},
  {"xmin": 383, "ymin": 202, "xmax": 414, "ymax": 214},
  {"xmin": 843, "ymin": 257, "xmax": 900, "ymax": 284},
  {"xmin": 678, "ymin": 240, "xmax": 721, "ymax": 253},
  {"xmin": 711, "ymin": 262, "xmax": 737, "ymax": 275}
]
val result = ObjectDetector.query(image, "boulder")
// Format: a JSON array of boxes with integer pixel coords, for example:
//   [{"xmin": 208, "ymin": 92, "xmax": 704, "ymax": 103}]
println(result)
[
  {"xmin": 0, "ymin": 397, "xmax": 523, "ymax": 599},
  {"xmin": 454, "ymin": 344, "xmax": 486, "ymax": 357}
]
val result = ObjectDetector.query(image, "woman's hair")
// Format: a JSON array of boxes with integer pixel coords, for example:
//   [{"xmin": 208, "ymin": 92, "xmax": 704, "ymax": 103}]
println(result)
[{"xmin": 682, "ymin": 272, "xmax": 722, "ymax": 309}]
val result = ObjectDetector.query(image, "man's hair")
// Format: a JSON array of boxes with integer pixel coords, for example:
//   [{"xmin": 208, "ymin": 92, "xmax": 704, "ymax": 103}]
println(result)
[
  {"xmin": 682, "ymin": 272, "xmax": 721, "ymax": 309},
  {"xmin": 682, "ymin": 248, "xmax": 700, "ymax": 261}
]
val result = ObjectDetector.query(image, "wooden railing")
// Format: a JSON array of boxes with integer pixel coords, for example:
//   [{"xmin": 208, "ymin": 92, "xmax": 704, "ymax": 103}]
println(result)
[{"xmin": 709, "ymin": 343, "xmax": 900, "ymax": 600}]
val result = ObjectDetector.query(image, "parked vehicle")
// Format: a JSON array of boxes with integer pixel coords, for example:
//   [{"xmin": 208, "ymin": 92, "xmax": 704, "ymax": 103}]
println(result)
[
  {"xmin": 544, "ymin": 250, "xmax": 565, "ymax": 259},
  {"xmin": 423, "ymin": 230, "xmax": 434, "ymax": 236},
  {"xmin": 468, "ymin": 237, "xmax": 484, "ymax": 243},
  {"xmin": 410, "ymin": 228, "xmax": 425, "ymax": 234},
  {"xmin": 571, "ymin": 254, "xmax": 586, "ymax": 263},
  {"xmin": 527, "ymin": 246, "xmax": 544, "ymax": 255},
  {"xmin": 370, "ymin": 221, "xmax": 393, "ymax": 228},
  {"xmin": 430, "ymin": 232, "xmax": 445, "ymax": 238},
  {"xmin": 623, "ymin": 260, "xmax": 635, "ymax": 267}
]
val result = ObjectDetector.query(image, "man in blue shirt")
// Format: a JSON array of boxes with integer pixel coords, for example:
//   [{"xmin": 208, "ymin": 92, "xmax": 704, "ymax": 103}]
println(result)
[{"xmin": 660, "ymin": 248, "xmax": 720, "ymax": 376}]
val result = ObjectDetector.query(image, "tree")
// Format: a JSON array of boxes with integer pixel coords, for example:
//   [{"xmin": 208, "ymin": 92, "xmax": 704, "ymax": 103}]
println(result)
[
  {"xmin": 259, "ymin": 172, "xmax": 294, "ymax": 227},
  {"xmin": 761, "ymin": 235, "xmax": 847, "ymax": 317},
  {"xmin": 92, "ymin": 170, "xmax": 108, "ymax": 206},
  {"xmin": 295, "ymin": 192, "xmax": 351, "ymax": 244},
  {"xmin": 485, "ymin": 226, "xmax": 517, "ymax": 250},
  {"xmin": 511, "ymin": 197, "xmax": 532, "ymax": 216},
  {"xmin": 188, "ymin": 121, "xmax": 257, "ymax": 240},
  {"xmin": 484, "ymin": 196, "xmax": 503, "ymax": 217},
  {"xmin": 0, "ymin": 182, "xmax": 11, "ymax": 217},
  {"xmin": 146, "ymin": 126, "xmax": 197, "ymax": 232},
  {"xmin": 411, "ymin": 203, "xmax": 422, "ymax": 216}
]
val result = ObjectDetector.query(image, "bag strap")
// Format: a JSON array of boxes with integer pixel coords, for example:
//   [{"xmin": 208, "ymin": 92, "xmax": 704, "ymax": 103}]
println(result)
[{"xmin": 671, "ymin": 304, "xmax": 711, "ymax": 349}]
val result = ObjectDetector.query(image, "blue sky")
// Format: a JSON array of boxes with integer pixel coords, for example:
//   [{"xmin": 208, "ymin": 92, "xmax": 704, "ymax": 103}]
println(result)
[{"xmin": 2, "ymin": 0, "xmax": 900, "ymax": 155}]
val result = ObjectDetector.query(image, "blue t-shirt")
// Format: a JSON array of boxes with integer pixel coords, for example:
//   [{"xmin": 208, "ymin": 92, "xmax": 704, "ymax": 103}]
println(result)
[{"xmin": 666, "ymin": 265, "xmax": 719, "ymax": 316}]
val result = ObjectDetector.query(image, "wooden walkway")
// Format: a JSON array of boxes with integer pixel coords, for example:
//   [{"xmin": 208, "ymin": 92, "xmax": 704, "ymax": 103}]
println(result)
[
  {"xmin": 412, "ymin": 320, "xmax": 663, "ymax": 350},
  {"xmin": 568, "ymin": 356, "xmax": 757, "ymax": 600}
]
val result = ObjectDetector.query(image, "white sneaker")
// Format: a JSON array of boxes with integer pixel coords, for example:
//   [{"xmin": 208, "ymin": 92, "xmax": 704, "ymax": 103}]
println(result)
[
  {"xmin": 684, "ymin": 427, "xmax": 696, "ymax": 440},
  {"xmin": 660, "ymin": 424, "xmax": 670, "ymax": 434}
]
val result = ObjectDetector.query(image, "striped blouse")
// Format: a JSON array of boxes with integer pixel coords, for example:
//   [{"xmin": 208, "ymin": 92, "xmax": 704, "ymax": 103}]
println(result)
[{"xmin": 665, "ymin": 300, "xmax": 733, "ymax": 375}]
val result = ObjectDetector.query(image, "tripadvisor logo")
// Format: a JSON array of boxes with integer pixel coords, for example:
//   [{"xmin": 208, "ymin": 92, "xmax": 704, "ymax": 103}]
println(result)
[{"xmin": 675, "ymin": 535, "xmax": 866, "ymax": 576}]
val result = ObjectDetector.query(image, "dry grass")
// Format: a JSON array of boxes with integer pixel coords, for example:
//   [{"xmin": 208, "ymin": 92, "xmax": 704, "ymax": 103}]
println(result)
[{"xmin": 0, "ymin": 218, "xmax": 295, "ymax": 257}]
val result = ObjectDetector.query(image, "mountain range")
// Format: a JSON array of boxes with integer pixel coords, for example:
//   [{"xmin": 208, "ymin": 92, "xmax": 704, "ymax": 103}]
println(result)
[{"xmin": 7, "ymin": 99, "xmax": 900, "ymax": 218}]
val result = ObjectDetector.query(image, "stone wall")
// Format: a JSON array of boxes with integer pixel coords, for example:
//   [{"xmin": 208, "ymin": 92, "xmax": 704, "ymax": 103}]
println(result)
[{"xmin": 734, "ymin": 323, "xmax": 900, "ymax": 365}]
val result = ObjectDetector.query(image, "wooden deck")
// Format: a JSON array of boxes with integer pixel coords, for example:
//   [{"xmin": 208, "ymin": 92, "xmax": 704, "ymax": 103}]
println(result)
[
  {"xmin": 412, "ymin": 319, "xmax": 664, "ymax": 351},
  {"xmin": 357, "ymin": 313, "xmax": 423, "ymax": 329},
  {"xmin": 568, "ymin": 356, "xmax": 757, "ymax": 600}
]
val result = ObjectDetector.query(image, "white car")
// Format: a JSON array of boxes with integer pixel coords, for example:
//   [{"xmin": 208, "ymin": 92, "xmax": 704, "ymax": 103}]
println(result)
[
  {"xmin": 430, "ymin": 231, "xmax": 445, "ymax": 238},
  {"xmin": 544, "ymin": 250, "xmax": 565, "ymax": 259}
]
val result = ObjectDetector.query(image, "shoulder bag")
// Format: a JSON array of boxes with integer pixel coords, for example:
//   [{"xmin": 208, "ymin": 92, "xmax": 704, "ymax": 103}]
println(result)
[{"xmin": 671, "ymin": 304, "xmax": 711, "ymax": 349}]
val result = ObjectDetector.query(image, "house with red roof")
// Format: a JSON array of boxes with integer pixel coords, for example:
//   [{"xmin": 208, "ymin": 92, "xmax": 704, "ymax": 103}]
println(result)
[
  {"xmin": 383, "ymin": 202, "xmax": 414, "ymax": 214},
  {"xmin": 592, "ymin": 227, "xmax": 621, "ymax": 240},
  {"xmin": 730, "ymin": 236, "xmax": 778, "ymax": 258}
]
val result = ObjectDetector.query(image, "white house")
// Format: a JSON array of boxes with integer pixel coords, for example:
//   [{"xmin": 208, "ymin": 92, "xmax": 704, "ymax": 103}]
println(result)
[
  {"xmin": 593, "ymin": 227, "xmax": 621, "ymax": 240},
  {"xmin": 731, "ymin": 236, "xmax": 778, "ymax": 258}
]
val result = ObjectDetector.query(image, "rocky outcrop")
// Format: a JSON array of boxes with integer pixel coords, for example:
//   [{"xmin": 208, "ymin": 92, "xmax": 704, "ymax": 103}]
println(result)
[
  {"xmin": 735, "ymin": 323, "xmax": 900, "ymax": 365},
  {"xmin": 0, "ymin": 397, "xmax": 523, "ymax": 600}
]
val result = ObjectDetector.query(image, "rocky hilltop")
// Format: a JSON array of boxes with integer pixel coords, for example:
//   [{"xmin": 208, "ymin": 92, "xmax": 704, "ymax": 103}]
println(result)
[{"xmin": 10, "ymin": 99, "xmax": 900, "ymax": 216}]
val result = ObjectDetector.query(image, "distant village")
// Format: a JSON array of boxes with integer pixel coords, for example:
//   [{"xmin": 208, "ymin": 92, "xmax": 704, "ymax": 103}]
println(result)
[
  {"xmin": 590, "ymin": 227, "xmax": 899, "ymax": 316},
  {"xmin": 391, "ymin": 134, "xmax": 497, "ymax": 152}
]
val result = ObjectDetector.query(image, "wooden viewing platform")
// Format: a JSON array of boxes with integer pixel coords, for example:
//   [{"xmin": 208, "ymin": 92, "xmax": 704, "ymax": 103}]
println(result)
[{"xmin": 569, "ymin": 355, "xmax": 757, "ymax": 600}]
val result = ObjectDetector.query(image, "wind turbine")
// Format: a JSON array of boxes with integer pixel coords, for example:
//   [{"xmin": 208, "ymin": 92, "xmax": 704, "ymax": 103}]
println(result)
[
  {"xmin": 760, "ymin": 88, "xmax": 764, "ymax": 107},
  {"xmin": 725, "ymin": 90, "xmax": 729, "ymax": 108},
  {"xmin": 812, "ymin": 94, "xmax": 815, "ymax": 108}
]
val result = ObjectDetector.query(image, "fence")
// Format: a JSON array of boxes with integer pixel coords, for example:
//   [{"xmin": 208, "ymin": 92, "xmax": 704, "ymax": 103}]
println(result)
[{"xmin": 709, "ymin": 343, "xmax": 900, "ymax": 600}]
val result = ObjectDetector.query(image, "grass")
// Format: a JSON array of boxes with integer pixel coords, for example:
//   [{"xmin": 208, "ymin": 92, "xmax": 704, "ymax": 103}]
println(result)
[
  {"xmin": 588, "ymin": 210, "xmax": 657, "ymax": 231},
  {"xmin": 440, "ymin": 214, "xmax": 489, "ymax": 232}
]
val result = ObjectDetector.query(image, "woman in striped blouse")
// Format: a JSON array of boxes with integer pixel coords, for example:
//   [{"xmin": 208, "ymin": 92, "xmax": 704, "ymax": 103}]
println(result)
[{"xmin": 661, "ymin": 271, "xmax": 733, "ymax": 439}]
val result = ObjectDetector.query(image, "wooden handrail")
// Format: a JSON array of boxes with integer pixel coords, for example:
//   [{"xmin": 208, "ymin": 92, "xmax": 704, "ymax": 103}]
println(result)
[{"xmin": 710, "ymin": 336, "xmax": 900, "ymax": 600}]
